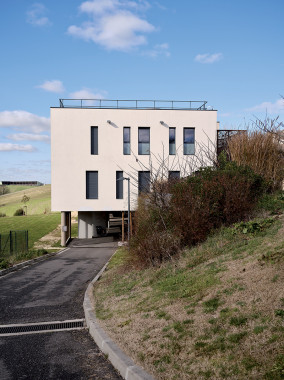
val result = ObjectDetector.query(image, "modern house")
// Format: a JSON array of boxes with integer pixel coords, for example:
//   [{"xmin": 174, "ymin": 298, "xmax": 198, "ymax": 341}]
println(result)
[{"xmin": 51, "ymin": 99, "xmax": 219, "ymax": 245}]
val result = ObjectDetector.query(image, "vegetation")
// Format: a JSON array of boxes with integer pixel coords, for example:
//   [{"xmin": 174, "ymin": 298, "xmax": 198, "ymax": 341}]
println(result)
[
  {"xmin": 0, "ymin": 185, "xmax": 51, "ymax": 216},
  {"xmin": 14, "ymin": 208, "xmax": 24, "ymax": 216},
  {"xmin": 0, "ymin": 185, "xmax": 37, "ymax": 194},
  {"xmin": 0, "ymin": 213, "xmax": 60, "ymax": 249},
  {"xmin": 131, "ymin": 158, "xmax": 268, "ymax": 267},
  {"xmin": 0, "ymin": 185, "xmax": 10, "ymax": 195},
  {"xmin": 93, "ymin": 195, "xmax": 284, "ymax": 380}
]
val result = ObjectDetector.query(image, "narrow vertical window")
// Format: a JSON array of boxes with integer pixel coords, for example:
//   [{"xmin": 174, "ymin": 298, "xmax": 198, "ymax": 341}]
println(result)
[
  {"xmin": 138, "ymin": 127, "xmax": 150, "ymax": 155},
  {"xmin": 169, "ymin": 128, "xmax": 176, "ymax": 155},
  {"xmin": 183, "ymin": 128, "xmax": 195, "ymax": 155},
  {"xmin": 169, "ymin": 171, "xmax": 180, "ymax": 180},
  {"xmin": 116, "ymin": 171, "xmax": 123, "ymax": 199},
  {"xmin": 123, "ymin": 127, "xmax": 130, "ymax": 155},
  {"xmin": 138, "ymin": 171, "xmax": 150, "ymax": 193},
  {"xmin": 86, "ymin": 171, "xmax": 98, "ymax": 199},
  {"xmin": 91, "ymin": 127, "xmax": 98, "ymax": 155}
]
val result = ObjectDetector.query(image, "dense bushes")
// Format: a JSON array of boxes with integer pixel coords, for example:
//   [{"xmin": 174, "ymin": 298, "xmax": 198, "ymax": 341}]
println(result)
[
  {"xmin": 130, "ymin": 160, "xmax": 267, "ymax": 267},
  {"xmin": 0, "ymin": 212, "xmax": 6, "ymax": 217},
  {"xmin": 14, "ymin": 208, "xmax": 24, "ymax": 216}
]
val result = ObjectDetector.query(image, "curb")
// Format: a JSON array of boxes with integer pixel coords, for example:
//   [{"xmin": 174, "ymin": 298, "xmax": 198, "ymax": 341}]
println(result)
[
  {"xmin": 83, "ymin": 257, "xmax": 155, "ymax": 380},
  {"xmin": 0, "ymin": 248, "xmax": 69, "ymax": 277}
]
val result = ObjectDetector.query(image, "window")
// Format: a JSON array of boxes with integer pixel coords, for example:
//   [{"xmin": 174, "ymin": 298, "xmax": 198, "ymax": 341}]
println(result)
[
  {"xmin": 138, "ymin": 127, "xmax": 150, "ymax": 155},
  {"xmin": 86, "ymin": 171, "xmax": 98, "ymax": 199},
  {"xmin": 116, "ymin": 171, "xmax": 123, "ymax": 199},
  {"xmin": 183, "ymin": 128, "xmax": 195, "ymax": 155},
  {"xmin": 169, "ymin": 128, "xmax": 176, "ymax": 155},
  {"xmin": 169, "ymin": 171, "xmax": 180, "ymax": 180},
  {"xmin": 138, "ymin": 171, "xmax": 150, "ymax": 193},
  {"xmin": 123, "ymin": 127, "xmax": 130, "ymax": 155},
  {"xmin": 91, "ymin": 127, "xmax": 98, "ymax": 155}
]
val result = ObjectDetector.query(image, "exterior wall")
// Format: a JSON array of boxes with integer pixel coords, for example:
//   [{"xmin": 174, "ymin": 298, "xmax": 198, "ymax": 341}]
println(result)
[{"xmin": 51, "ymin": 108, "xmax": 217, "ymax": 212}]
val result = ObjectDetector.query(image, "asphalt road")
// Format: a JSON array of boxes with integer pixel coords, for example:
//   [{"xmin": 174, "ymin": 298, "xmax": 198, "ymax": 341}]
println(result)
[{"xmin": 0, "ymin": 244, "xmax": 123, "ymax": 380}]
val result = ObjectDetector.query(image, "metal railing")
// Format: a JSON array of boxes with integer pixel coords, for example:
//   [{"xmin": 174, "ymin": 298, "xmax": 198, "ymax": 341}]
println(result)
[
  {"xmin": 0, "ymin": 230, "xmax": 29, "ymax": 258},
  {"xmin": 58, "ymin": 99, "xmax": 209, "ymax": 110}
]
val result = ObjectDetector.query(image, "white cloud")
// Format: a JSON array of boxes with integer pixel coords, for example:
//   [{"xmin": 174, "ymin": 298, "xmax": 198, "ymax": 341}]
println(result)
[
  {"xmin": 68, "ymin": 0, "xmax": 155, "ymax": 51},
  {"xmin": 0, "ymin": 111, "xmax": 50, "ymax": 133},
  {"xmin": 0, "ymin": 143, "xmax": 36, "ymax": 152},
  {"xmin": 144, "ymin": 42, "xmax": 170, "ymax": 58},
  {"xmin": 26, "ymin": 3, "xmax": 51, "ymax": 27},
  {"xmin": 6, "ymin": 133, "xmax": 50, "ymax": 143},
  {"xmin": 69, "ymin": 88, "xmax": 106, "ymax": 99},
  {"xmin": 247, "ymin": 98, "xmax": 284, "ymax": 114},
  {"xmin": 37, "ymin": 80, "xmax": 65, "ymax": 93},
  {"xmin": 195, "ymin": 53, "xmax": 223, "ymax": 64}
]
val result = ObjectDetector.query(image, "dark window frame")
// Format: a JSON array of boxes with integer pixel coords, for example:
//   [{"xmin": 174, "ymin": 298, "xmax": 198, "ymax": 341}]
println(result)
[
  {"xmin": 138, "ymin": 171, "xmax": 150, "ymax": 194},
  {"xmin": 86, "ymin": 171, "xmax": 98, "ymax": 199},
  {"xmin": 183, "ymin": 128, "xmax": 195, "ymax": 155},
  {"xmin": 138, "ymin": 127, "xmax": 150, "ymax": 155},
  {"xmin": 91, "ymin": 126, "xmax": 98, "ymax": 155},
  {"xmin": 123, "ymin": 127, "xmax": 131, "ymax": 155},
  {"xmin": 169, "ymin": 127, "xmax": 176, "ymax": 155},
  {"xmin": 116, "ymin": 171, "xmax": 124, "ymax": 199}
]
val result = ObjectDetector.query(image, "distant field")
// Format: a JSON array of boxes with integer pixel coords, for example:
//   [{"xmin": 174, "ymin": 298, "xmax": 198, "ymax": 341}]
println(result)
[
  {"xmin": 5, "ymin": 185, "xmax": 38, "ymax": 194},
  {"xmin": 0, "ymin": 185, "xmax": 51, "ymax": 216},
  {"xmin": 0, "ymin": 213, "xmax": 60, "ymax": 248}
]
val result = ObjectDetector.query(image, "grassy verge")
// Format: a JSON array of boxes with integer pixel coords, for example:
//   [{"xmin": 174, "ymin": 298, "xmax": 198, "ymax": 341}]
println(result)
[
  {"xmin": 0, "ymin": 185, "xmax": 51, "ymax": 216},
  {"xmin": 93, "ymin": 214, "xmax": 284, "ymax": 380},
  {"xmin": 0, "ymin": 213, "xmax": 60, "ymax": 249},
  {"xmin": 4, "ymin": 185, "xmax": 38, "ymax": 194}
]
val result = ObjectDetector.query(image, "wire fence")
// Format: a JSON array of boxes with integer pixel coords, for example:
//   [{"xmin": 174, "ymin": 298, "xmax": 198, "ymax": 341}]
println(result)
[{"xmin": 0, "ymin": 230, "xmax": 29, "ymax": 259}]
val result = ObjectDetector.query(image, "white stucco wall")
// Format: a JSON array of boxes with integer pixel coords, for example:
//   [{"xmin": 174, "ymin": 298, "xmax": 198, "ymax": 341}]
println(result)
[{"xmin": 51, "ymin": 107, "xmax": 218, "ymax": 212}]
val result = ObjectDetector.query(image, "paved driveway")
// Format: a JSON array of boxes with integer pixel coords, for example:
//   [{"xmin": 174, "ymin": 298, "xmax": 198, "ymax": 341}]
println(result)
[{"xmin": 0, "ymin": 243, "xmax": 123, "ymax": 379}]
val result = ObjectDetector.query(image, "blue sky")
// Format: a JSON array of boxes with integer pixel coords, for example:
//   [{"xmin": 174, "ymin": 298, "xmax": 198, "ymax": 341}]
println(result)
[{"xmin": 0, "ymin": 0, "xmax": 283, "ymax": 183}]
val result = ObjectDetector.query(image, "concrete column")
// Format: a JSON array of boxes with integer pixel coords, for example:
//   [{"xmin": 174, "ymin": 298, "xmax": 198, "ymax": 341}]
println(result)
[{"xmin": 61, "ymin": 211, "xmax": 67, "ymax": 247}]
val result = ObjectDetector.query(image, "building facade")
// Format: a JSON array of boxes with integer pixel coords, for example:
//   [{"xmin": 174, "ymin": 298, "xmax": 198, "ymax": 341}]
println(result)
[{"xmin": 51, "ymin": 100, "xmax": 218, "ymax": 244}]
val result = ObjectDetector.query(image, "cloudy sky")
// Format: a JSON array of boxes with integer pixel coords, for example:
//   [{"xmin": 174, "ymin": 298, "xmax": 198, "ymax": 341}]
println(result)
[{"xmin": 0, "ymin": 0, "xmax": 283, "ymax": 183}]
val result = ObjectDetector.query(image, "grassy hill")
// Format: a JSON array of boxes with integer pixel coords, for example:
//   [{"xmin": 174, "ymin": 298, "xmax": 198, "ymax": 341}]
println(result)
[
  {"xmin": 0, "ymin": 185, "xmax": 51, "ymax": 216},
  {"xmin": 93, "ymin": 201, "xmax": 284, "ymax": 379}
]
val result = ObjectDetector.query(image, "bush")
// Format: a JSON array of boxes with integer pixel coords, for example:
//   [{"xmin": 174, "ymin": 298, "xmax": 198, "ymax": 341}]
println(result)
[
  {"xmin": 0, "ymin": 212, "xmax": 6, "ymax": 217},
  {"xmin": 227, "ymin": 125, "xmax": 284, "ymax": 191},
  {"xmin": 14, "ymin": 208, "xmax": 24, "ymax": 216},
  {"xmin": 130, "ymin": 160, "xmax": 267, "ymax": 267}
]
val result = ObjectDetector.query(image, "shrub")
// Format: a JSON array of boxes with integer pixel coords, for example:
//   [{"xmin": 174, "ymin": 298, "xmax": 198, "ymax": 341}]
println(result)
[
  {"xmin": 130, "ymin": 160, "xmax": 267, "ymax": 267},
  {"xmin": 0, "ymin": 212, "xmax": 6, "ymax": 217},
  {"xmin": 227, "ymin": 125, "xmax": 284, "ymax": 191},
  {"xmin": 14, "ymin": 208, "xmax": 24, "ymax": 216}
]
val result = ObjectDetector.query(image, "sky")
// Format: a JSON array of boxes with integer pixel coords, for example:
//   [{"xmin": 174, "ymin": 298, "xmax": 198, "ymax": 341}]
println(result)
[{"xmin": 0, "ymin": 0, "xmax": 283, "ymax": 184}]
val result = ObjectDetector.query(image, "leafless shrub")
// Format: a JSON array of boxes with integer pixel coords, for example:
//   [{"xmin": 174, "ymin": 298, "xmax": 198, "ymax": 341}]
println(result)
[{"xmin": 227, "ymin": 117, "xmax": 284, "ymax": 190}]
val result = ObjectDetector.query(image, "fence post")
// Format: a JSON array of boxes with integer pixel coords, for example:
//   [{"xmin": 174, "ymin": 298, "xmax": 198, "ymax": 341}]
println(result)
[{"xmin": 9, "ymin": 231, "xmax": 13, "ymax": 254}]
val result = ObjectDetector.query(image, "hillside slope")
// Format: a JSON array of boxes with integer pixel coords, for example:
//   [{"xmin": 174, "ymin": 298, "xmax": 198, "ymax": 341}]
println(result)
[
  {"xmin": 93, "ymin": 213, "xmax": 284, "ymax": 380},
  {"xmin": 0, "ymin": 185, "xmax": 51, "ymax": 216}
]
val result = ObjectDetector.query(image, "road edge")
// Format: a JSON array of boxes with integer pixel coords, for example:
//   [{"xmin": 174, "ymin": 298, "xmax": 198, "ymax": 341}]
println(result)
[{"xmin": 83, "ymin": 255, "xmax": 156, "ymax": 380}]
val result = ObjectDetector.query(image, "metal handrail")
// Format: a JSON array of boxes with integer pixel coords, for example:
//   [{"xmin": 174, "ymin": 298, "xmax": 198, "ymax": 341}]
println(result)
[{"xmin": 58, "ymin": 99, "xmax": 209, "ymax": 110}]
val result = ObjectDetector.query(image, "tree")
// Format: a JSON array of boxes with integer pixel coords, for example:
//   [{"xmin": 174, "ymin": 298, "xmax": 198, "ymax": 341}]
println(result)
[
  {"xmin": 0, "ymin": 185, "xmax": 10, "ymax": 195},
  {"xmin": 21, "ymin": 194, "xmax": 30, "ymax": 216}
]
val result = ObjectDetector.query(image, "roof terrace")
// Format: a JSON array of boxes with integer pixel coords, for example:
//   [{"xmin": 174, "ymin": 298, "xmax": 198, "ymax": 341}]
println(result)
[{"xmin": 58, "ymin": 99, "xmax": 211, "ymax": 110}]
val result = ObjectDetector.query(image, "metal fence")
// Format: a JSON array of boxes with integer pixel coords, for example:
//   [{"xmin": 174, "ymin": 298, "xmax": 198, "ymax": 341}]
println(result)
[{"xmin": 0, "ymin": 230, "xmax": 29, "ymax": 258}]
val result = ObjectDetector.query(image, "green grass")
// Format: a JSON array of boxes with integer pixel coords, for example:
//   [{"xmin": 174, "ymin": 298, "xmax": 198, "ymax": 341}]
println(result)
[
  {"xmin": 0, "ymin": 185, "xmax": 51, "ymax": 216},
  {"xmin": 0, "ymin": 213, "xmax": 60, "ymax": 249}
]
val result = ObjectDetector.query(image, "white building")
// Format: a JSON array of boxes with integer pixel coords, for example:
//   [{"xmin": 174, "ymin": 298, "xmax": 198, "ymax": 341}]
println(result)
[{"xmin": 51, "ymin": 99, "xmax": 218, "ymax": 245}]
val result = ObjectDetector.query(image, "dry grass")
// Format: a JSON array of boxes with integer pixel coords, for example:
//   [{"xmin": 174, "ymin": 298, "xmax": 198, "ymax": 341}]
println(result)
[
  {"xmin": 93, "ymin": 213, "xmax": 284, "ymax": 380},
  {"xmin": 228, "ymin": 129, "xmax": 284, "ymax": 191}
]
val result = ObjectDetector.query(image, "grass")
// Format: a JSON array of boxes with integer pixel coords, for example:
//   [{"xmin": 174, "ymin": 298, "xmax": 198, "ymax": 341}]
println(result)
[
  {"xmin": 0, "ymin": 213, "xmax": 60, "ymax": 249},
  {"xmin": 93, "ymin": 207, "xmax": 284, "ymax": 379},
  {"xmin": 5, "ymin": 185, "xmax": 38, "ymax": 194},
  {"xmin": 0, "ymin": 185, "xmax": 51, "ymax": 216}
]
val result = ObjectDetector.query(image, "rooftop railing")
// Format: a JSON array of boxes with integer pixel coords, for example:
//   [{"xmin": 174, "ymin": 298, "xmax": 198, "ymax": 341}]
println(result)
[{"xmin": 58, "ymin": 99, "xmax": 209, "ymax": 110}]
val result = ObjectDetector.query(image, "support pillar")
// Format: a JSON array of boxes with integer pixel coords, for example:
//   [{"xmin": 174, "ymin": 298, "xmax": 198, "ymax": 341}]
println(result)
[{"xmin": 61, "ymin": 211, "xmax": 67, "ymax": 247}]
